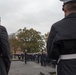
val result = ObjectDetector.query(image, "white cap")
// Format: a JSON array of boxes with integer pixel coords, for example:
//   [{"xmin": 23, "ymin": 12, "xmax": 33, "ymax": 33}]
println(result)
[{"xmin": 60, "ymin": 0, "xmax": 76, "ymax": 3}]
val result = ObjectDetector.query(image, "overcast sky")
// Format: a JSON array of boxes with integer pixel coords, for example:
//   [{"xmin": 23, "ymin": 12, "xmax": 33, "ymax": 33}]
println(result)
[{"xmin": 0, "ymin": 0, "xmax": 64, "ymax": 35}]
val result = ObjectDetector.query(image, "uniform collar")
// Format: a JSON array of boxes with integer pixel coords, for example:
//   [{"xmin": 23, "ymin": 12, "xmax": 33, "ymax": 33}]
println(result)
[{"xmin": 65, "ymin": 13, "xmax": 76, "ymax": 19}]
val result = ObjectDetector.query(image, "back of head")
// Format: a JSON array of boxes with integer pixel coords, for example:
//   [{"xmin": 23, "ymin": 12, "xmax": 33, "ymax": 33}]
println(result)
[{"xmin": 60, "ymin": 0, "xmax": 76, "ymax": 15}]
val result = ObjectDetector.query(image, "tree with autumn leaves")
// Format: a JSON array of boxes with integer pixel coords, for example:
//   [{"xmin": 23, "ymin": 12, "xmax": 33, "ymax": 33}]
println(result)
[{"xmin": 9, "ymin": 27, "xmax": 48, "ymax": 54}]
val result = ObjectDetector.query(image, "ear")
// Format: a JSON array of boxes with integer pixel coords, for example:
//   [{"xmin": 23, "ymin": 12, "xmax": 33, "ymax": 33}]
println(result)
[
  {"xmin": 63, "ymin": 5, "xmax": 67, "ymax": 13},
  {"xmin": 62, "ymin": 4, "xmax": 65, "ymax": 11}
]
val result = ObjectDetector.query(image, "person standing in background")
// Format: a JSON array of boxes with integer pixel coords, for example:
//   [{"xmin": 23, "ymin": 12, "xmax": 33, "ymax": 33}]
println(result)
[{"xmin": 24, "ymin": 50, "xmax": 27, "ymax": 64}]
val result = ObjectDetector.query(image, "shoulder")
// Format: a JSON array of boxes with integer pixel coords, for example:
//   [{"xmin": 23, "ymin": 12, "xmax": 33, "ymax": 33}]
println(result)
[
  {"xmin": 0, "ymin": 25, "xmax": 8, "ymax": 36},
  {"xmin": 52, "ymin": 19, "xmax": 64, "ymax": 28},
  {"xmin": 0, "ymin": 25, "xmax": 6, "ymax": 29},
  {"xmin": 0, "ymin": 25, "xmax": 7, "ymax": 32},
  {"xmin": 51, "ymin": 18, "xmax": 66, "ymax": 31}
]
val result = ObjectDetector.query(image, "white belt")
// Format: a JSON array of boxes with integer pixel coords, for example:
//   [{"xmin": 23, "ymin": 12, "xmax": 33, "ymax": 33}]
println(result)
[
  {"xmin": 59, "ymin": 54, "xmax": 76, "ymax": 60},
  {"xmin": 57, "ymin": 54, "xmax": 76, "ymax": 63}
]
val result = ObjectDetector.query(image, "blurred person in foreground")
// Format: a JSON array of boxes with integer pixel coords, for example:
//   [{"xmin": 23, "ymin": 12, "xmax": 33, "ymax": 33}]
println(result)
[
  {"xmin": 0, "ymin": 25, "xmax": 11, "ymax": 75},
  {"xmin": 47, "ymin": 0, "xmax": 76, "ymax": 75}
]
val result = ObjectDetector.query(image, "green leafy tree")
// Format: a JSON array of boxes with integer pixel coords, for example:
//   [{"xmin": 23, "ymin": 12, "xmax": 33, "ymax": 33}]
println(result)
[
  {"xmin": 43, "ymin": 32, "xmax": 49, "ymax": 51},
  {"xmin": 9, "ymin": 33, "xmax": 20, "ymax": 54},
  {"xmin": 44, "ymin": 32, "xmax": 49, "ymax": 43},
  {"xmin": 17, "ymin": 28, "xmax": 45, "ymax": 53}
]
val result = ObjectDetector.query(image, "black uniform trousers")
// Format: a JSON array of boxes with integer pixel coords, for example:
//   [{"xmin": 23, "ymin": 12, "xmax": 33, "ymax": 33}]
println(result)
[{"xmin": 57, "ymin": 59, "xmax": 76, "ymax": 75}]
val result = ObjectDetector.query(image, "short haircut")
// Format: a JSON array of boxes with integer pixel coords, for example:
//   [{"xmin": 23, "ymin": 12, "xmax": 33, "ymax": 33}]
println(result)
[{"xmin": 63, "ymin": 1, "xmax": 76, "ymax": 11}]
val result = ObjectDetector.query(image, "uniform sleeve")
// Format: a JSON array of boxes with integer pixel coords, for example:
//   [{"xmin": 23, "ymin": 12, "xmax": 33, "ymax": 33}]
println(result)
[
  {"xmin": 47, "ymin": 26, "xmax": 59, "ymax": 60},
  {"xmin": 0, "ymin": 26, "xmax": 11, "ymax": 74}
]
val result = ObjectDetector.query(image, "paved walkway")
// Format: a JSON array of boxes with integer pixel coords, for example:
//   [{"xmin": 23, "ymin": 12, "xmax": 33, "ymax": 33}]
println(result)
[{"xmin": 9, "ymin": 61, "xmax": 56, "ymax": 75}]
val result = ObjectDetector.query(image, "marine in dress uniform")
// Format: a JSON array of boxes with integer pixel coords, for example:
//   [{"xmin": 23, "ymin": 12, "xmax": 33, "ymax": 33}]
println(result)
[
  {"xmin": 47, "ymin": 0, "xmax": 76, "ymax": 75},
  {"xmin": 0, "ymin": 25, "xmax": 11, "ymax": 75}
]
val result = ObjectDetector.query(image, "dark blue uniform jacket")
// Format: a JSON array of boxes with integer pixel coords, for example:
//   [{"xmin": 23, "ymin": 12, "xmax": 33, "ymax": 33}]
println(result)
[
  {"xmin": 47, "ymin": 13, "xmax": 76, "ymax": 60},
  {"xmin": 0, "ymin": 26, "xmax": 11, "ymax": 75}
]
